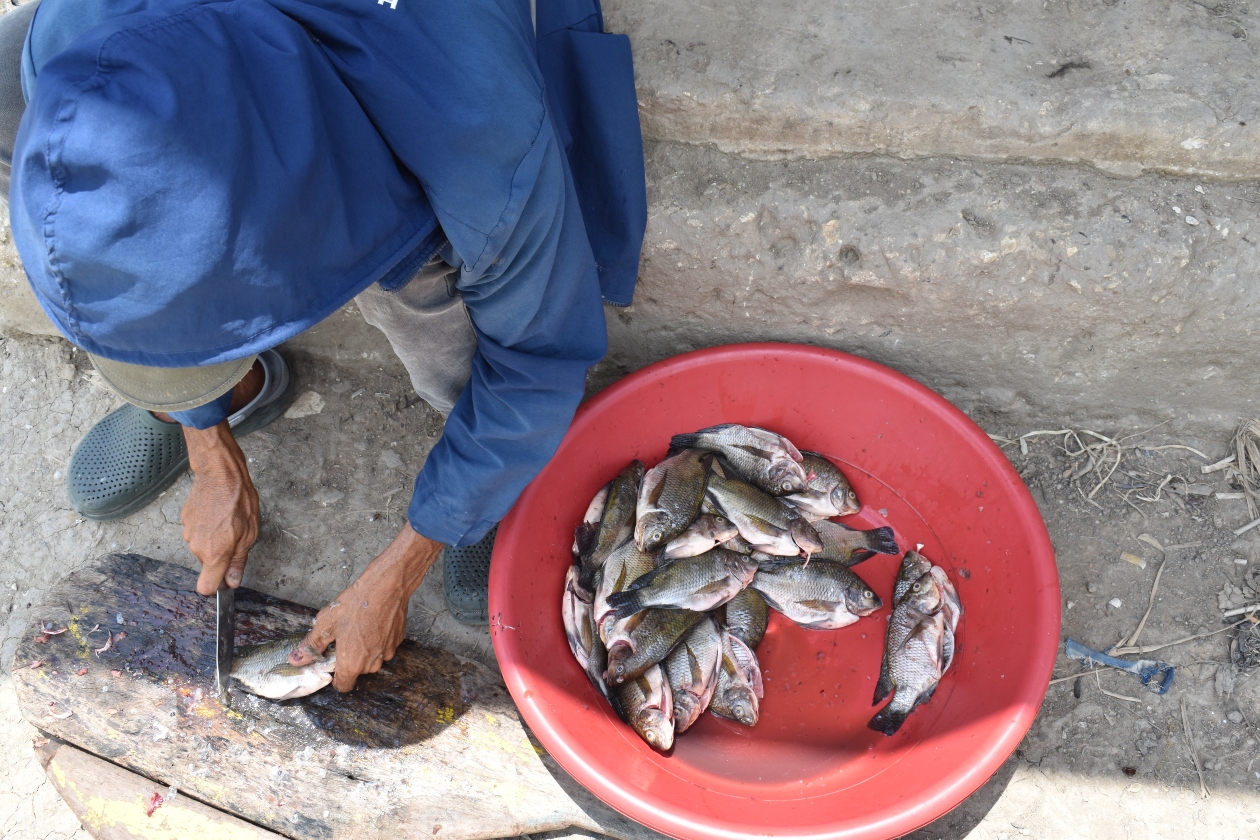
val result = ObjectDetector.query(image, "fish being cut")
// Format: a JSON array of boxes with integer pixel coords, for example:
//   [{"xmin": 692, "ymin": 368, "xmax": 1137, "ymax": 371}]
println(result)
[{"xmin": 231, "ymin": 634, "xmax": 336, "ymax": 701}]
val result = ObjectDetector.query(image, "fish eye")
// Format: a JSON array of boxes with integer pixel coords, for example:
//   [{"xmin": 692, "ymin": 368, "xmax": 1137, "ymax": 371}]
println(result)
[{"xmin": 865, "ymin": 590, "xmax": 874, "ymax": 598}]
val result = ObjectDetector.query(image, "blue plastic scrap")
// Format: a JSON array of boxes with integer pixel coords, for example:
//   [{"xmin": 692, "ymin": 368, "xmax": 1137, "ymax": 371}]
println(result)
[{"xmin": 1063, "ymin": 638, "xmax": 1176, "ymax": 695}]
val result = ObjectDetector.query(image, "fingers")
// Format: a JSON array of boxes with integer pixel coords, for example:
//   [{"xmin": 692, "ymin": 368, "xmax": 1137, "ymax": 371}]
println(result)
[
  {"xmin": 195, "ymin": 558, "xmax": 229, "ymax": 596},
  {"xmin": 289, "ymin": 610, "xmax": 337, "ymax": 666},
  {"xmin": 332, "ymin": 666, "xmax": 359, "ymax": 693},
  {"xmin": 225, "ymin": 549, "xmax": 249, "ymax": 589}
]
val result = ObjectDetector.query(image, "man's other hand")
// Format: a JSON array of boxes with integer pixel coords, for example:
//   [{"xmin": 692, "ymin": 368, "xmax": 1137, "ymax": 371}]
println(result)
[
  {"xmin": 289, "ymin": 525, "xmax": 442, "ymax": 692},
  {"xmin": 181, "ymin": 421, "xmax": 260, "ymax": 595}
]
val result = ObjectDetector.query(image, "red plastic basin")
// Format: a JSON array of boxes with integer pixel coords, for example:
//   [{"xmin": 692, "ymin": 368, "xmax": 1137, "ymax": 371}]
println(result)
[{"xmin": 489, "ymin": 343, "xmax": 1059, "ymax": 840}]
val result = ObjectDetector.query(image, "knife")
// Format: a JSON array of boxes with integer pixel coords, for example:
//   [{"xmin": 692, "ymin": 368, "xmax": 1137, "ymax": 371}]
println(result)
[{"xmin": 215, "ymin": 580, "xmax": 236, "ymax": 707}]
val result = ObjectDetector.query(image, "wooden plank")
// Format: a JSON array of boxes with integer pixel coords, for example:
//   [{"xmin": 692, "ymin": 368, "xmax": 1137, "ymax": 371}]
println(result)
[
  {"xmin": 11, "ymin": 554, "xmax": 663, "ymax": 840},
  {"xmin": 41, "ymin": 739, "xmax": 285, "ymax": 840}
]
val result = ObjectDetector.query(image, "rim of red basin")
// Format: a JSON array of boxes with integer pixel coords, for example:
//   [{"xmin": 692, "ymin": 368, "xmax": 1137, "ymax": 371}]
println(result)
[{"xmin": 489, "ymin": 342, "xmax": 1060, "ymax": 840}]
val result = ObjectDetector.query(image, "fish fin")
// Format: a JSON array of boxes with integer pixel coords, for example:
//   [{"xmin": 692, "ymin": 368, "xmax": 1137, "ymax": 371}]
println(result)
[
  {"xmin": 844, "ymin": 549, "xmax": 876, "ymax": 567},
  {"xmin": 667, "ymin": 432, "xmax": 704, "ymax": 455},
  {"xmin": 695, "ymin": 579, "xmax": 737, "ymax": 598},
  {"xmin": 873, "ymin": 665, "xmax": 895, "ymax": 704},
  {"xmin": 867, "ymin": 705, "xmax": 910, "ymax": 736},
  {"xmin": 709, "ymin": 456, "xmax": 731, "ymax": 479},
  {"xmin": 605, "ymin": 589, "xmax": 646, "ymax": 619},
  {"xmin": 745, "ymin": 513, "xmax": 787, "ymax": 535},
  {"xmin": 865, "ymin": 526, "xmax": 900, "ymax": 556},
  {"xmin": 574, "ymin": 522, "xmax": 598, "ymax": 558},
  {"xmin": 917, "ymin": 683, "xmax": 939, "ymax": 705},
  {"xmin": 730, "ymin": 443, "xmax": 782, "ymax": 460},
  {"xmin": 797, "ymin": 598, "xmax": 844, "ymax": 612},
  {"xmin": 941, "ymin": 629, "xmax": 956, "ymax": 674}
]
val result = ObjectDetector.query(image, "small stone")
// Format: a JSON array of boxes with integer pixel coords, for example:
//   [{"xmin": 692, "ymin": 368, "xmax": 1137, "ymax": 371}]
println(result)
[
  {"xmin": 1108, "ymin": 597, "xmax": 1123, "ymax": 608},
  {"xmin": 1066, "ymin": 600, "xmax": 1075, "ymax": 609},
  {"xmin": 1185, "ymin": 215, "xmax": 1200, "ymax": 226},
  {"xmin": 1087, "ymin": 582, "xmax": 1098, "ymax": 593},
  {"xmin": 1229, "ymin": 711, "xmax": 1244, "ymax": 723},
  {"xmin": 284, "ymin": 390, "xmax": 325, "ymax": 420},
  {"xmin": 313, "ymin": 487, "xmax": 345, "ymax": 506}
]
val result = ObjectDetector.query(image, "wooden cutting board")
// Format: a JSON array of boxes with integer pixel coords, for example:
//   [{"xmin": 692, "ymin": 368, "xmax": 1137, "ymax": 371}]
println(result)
[{"xmin": 11, "ymin": 553, "xmax": 662, "ymax": 840}]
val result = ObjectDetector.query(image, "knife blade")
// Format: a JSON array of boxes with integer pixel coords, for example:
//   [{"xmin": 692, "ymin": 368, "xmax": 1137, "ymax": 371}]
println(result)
[{"xmin": 215, "ymin": 581, "xmax": 236, "ymax": 706}]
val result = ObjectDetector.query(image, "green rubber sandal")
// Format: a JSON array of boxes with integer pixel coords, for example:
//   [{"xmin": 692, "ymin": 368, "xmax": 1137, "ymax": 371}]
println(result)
[
  {"xmin": 443, "ymin": 525, "xmax": 497, "ymax": 625},
  {"xmin": 66, "ymin": 349, "xmax": 295, "ymax": 521}
]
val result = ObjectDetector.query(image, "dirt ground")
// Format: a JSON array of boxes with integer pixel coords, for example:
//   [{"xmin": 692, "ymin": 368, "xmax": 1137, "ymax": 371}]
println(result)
[{"xmin": 2, "ymin": 328, "xmax": 1259, "ymax": 839}]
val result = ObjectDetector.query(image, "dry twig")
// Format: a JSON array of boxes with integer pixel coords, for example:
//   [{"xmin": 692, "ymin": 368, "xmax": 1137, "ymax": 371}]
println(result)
[
  {"xmin": 1121, "ymin": 556, "xmax": 1166, "ymax": 649},
  {"xmin": 1110, "ymin": 620, "xmax": 1249, "ymax": 656},
  {"xmin": 1181, "ymin": 698, "xmax": 1211, "ymax": 799}
]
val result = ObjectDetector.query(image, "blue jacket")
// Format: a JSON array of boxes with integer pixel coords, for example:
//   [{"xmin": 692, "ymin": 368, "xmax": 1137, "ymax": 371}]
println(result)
[{"xmin": 13, "ymin": 0, "xmax": 645, "ymax": 545}]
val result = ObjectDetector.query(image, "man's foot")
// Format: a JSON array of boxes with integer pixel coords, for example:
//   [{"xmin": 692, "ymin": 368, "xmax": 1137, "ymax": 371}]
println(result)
[
  {"xmin": 66, "ymin": 349, "xmax": 295, "ymax": 521},
  {"xmin": 442, "ymin": 525, "xmax": 497, "ymax": 625}
]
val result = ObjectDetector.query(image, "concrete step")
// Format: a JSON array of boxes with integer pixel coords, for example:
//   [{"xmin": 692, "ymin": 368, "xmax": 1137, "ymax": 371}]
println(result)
[
  {"xmin": 598, "ymin": 142, "xmax": 1260, "ymax": 432},
  {"xmin": 605, "ymin": 0, "xmax": 1260, "ymax": 178}
]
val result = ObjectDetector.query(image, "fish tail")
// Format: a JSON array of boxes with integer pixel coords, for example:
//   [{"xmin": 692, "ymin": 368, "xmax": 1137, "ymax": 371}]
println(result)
[
  {"xmin": 866, "ymin": 527, "xmax": 899, "ymax": 556},
  {"xmin": 867, "ymin": 705, "xmax": 910, "ymax": 736},
  {"xmin": 667, "ymin": 432, "xmax": 702, "ymax": 456},
  {"xmin": 605, "ymin": 589, "xmax": 645, "ymax": 619}
]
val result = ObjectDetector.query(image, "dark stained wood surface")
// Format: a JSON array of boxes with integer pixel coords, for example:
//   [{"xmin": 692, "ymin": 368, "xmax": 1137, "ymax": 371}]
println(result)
[{"xmin": 12, "ymin": 554, "xmax": 662, "ymax": 840}]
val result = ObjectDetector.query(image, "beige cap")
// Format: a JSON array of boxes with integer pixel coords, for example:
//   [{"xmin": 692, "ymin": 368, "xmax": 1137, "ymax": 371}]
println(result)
[{"xmin": 90, "ymin": 354, "xmax": 257, "ymax": 412}]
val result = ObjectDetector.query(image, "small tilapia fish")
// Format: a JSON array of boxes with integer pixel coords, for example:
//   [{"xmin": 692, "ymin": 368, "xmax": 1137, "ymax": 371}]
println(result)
[
  {"xmin": 893, "ymin": 550, "xmax": 934, "ymax": 605},
  {"xmin": 577, "ymin": 461, "xmax": 644, "ymax": 590},
  {"xmin": 231, "ymin": 634, "xmax": 336, "ymax": 701},
  {"xmin": 705, "ymin": 473, "xmax": 823, "ymax": 558},
  {"xmin": 635, "ymin": 449, "xmax": 713, "ymax": 553},
  {"xmin": 611, "ymin": 664, "xmax": 675, "ymax": 751},
  {"xmin": 930, "ymin": 565, "xmax": 962, "ymax": 674},
  {"xmin": 662, "ymin": 617, "xmax": 723, "ymax": 733},
  {"xmin": 869, "ymin": 566, "xmax": 947, "ymax": 736},
  {"xmin": 562, "ymin": 565, "xmax": 595, "ymax": 667},
  {"xmin": 676, "ymin": 423, "xmax": 810, "ymax": 495},
  {"xmin": 720, "ymin": 587, "xmax": 769, "ymax": 649},
  {"xmin": 669, "ymin": 424, "xmax": 807, "ymax": 496},
  {"xmin": 595, "ymin": 539, "xmax": 658, "ymax": 632},
  {"xmin": 661, "ymin": 514, "xmax": 740, "ymax": 560},
  {"xmin": 606, "ymin": 548, "xmax": 759, "ymax": 618},
  {"xmin": 605, "ymin": 608, "xmax": 704, "ymax": 685},
  {"xmin": 783, "ymin": 452, "xmax": 861, "ymax": 520},
  {"xmin": 813, "ymin": 521, "xmax": 899, "ymax": 566},
  {"xmin": 709, "ymin": 630, "xmax": 764, "ymax": 727},
  {"xmin": 572, "ymin": 482, "xmax": 610, "ymax": 555},
  {"xmin": 750, "ymin": 559, "xmax": 882, "ymax": 630}
]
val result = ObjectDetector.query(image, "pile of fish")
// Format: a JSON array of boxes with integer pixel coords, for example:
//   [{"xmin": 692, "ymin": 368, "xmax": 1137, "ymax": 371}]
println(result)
[{"xmin": 562, "ymin": 423, "xmax": 959, "ymax": 752}]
